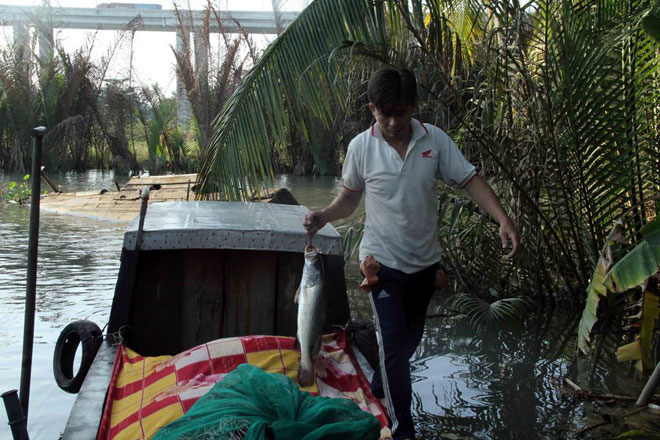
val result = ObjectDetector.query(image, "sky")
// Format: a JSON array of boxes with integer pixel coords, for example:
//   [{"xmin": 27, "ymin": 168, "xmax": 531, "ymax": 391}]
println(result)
[{"xmin": 0, "ymin": 0, "xmax": 308, "ymax": 94}]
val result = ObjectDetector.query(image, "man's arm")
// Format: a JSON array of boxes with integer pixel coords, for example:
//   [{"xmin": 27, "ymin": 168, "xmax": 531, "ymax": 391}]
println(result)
[
  {"xmin": 463, "ymin": 175, "xmax": 520, "ymax": 259},
  {"xmin": 303, "ymin": 187, "xmax": 363, "ymax": 236}
]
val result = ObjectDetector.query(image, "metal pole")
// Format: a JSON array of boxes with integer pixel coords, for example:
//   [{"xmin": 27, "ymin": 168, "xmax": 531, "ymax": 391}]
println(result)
[
  {"xmin": 636, "ymin": 360, "xmax": 660, "ymax": 406},
  {"xmin": 18, "ymin": 126, "xmax": 46, "ymax": 422},
  {"xmin": 1, "ymin": 390, "xmax": 29, "ymax": 440}
]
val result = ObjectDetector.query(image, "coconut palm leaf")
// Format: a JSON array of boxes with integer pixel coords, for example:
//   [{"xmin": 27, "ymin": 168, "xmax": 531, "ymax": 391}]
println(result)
[
  {"xmin": 453, "ymin": 291, "xmax": 534, "ymax": 328},
  {"xmin": 335, "ymin": 211, "xmax": 366, "ymax": 264}
]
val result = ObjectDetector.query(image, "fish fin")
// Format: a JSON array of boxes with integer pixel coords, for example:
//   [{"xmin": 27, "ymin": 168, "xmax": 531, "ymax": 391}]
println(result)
[
  {"xmin": 312, "ymin": 337, "xmax": 322, "ymax": 357},
  {"xmin": 294, "ymin": 286, "xmax": 300, "ymax": 303}
]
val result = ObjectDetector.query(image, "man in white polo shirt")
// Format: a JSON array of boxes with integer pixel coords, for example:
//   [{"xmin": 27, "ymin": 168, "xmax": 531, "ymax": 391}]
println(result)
[{"xmin": 303, "ymin": 67, "xmax": 519, "ymax": 440}]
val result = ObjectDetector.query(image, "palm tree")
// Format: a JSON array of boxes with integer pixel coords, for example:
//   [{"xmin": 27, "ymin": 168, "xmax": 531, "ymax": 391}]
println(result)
[
  {"xmin": 172, "ymin": 3, "xmax": 256, "ymax": 152},
  {"xmin": 0, "ymin": 28, "xmax": 39, "ymax": 173}
]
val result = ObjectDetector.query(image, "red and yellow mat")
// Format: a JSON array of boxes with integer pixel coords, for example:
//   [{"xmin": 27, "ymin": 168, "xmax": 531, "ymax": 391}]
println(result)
[{"xmin": 97, "ymin": 330, "xmax": 390, "ymax": 439}]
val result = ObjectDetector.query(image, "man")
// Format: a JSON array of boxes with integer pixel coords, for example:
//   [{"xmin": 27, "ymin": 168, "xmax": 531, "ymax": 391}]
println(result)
[{"xmin": 303, "ymin": 67, "xmax": 519, "ymax": 440}]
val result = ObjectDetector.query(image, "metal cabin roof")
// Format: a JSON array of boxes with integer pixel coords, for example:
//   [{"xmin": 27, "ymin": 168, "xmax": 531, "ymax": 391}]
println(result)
[{"xmin": 123, "ymin": 201, "xmax": 343, "ymax": 256}]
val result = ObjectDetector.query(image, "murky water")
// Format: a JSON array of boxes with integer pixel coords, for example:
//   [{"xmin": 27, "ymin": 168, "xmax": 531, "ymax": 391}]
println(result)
[
  {"xmin": 0, "ymin": 171, "xmax": 648, "ymax": 439},
  {"xmin": 0, "ymin": 170, "xmax": 127, "ymax": 439}
]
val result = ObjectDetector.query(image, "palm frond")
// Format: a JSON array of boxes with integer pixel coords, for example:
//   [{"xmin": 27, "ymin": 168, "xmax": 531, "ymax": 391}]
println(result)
[{"xmin": 453, "ymin": 291, "xmax": 534, "ymax": 329}]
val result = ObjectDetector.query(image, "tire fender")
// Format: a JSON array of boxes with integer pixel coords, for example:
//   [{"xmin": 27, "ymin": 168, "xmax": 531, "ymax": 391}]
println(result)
[{"xmin": 53, "ymin": 320, "xmax": 103, "ymax": 394}]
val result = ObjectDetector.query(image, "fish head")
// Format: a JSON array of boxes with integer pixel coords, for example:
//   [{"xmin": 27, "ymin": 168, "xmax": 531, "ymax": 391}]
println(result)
[{"xmin": 304, "ymin": 244, "xmax": 321, "ymax": 261}]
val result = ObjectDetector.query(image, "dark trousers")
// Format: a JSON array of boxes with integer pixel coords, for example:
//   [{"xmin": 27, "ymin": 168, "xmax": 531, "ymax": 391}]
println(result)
[{"xmin": 369, "ymin": 262, "xmax": 438, "ymax": 440}]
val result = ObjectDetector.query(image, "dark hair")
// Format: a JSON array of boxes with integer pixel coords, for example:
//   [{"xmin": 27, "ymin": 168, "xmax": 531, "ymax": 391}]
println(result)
[{"xmin": 367, "ymin": 67, "xmax": 417, "ymax": 112}]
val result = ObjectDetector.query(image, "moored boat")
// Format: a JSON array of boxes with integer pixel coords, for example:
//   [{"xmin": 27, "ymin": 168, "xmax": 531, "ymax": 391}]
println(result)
[{"xmin": 54, "ymin": 194, "xmax": 385, "ymax": 439}]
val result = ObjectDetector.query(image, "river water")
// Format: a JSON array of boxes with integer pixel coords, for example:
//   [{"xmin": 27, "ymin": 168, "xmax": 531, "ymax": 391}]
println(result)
[{"xmin": 0, "ymin": 171, "xmax": 648, "ymax": 439}]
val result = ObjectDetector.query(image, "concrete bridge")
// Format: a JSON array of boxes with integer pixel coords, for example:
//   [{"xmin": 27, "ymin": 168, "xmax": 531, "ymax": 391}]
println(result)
[
  {"xmin": 0, "ymin": 5, "xmax": 297, "ymax": 34},
  {"xmin": 0, "ymin": 4, "xmax": 299, "ymax": 123}
]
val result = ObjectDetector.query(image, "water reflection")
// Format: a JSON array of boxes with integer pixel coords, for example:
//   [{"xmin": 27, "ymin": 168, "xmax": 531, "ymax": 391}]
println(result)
[{"xmin": 409, "ymin": 307, "xmax": 587, "ymax": 439}]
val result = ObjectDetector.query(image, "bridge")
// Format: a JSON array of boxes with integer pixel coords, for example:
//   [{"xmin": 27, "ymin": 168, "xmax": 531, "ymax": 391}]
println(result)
[
  {"xmin": 0, "ymin": 4, "xmax": 299, "ymax": 123},
  {"xmin": 0, "ymin": 5, "xmax": 296, "ymax": 34}
]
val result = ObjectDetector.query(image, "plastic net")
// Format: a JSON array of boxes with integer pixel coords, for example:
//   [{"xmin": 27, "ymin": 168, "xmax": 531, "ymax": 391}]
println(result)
[{"xmin": 153, "ymin": 363, "xmax": 381, "ymax": 440}]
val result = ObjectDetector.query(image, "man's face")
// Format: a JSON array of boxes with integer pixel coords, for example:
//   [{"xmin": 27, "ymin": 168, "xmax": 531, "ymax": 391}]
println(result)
[{"xmin": 369, "ymin": 102, "xmax": 416, "ymax": 143}]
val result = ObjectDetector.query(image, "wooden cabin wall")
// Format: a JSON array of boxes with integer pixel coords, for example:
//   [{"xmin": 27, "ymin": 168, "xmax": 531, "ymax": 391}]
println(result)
[
  {"xmin": 222, "ymin": 250, "xmax": 278, "ymax": 337},
  {"xmin": 129, "ymin": 251, "xmax": 184, "ymax": 355},
  {"xmin": 181, "ymin": 250, "xmax": 225, "ymax": 350},
  {"xmin": 125, "ymin": 249, "xmax": 350, "ymax": 356}
]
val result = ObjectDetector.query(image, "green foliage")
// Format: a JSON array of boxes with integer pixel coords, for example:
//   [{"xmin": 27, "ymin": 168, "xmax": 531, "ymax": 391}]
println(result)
[
  {"xmin": 453, "ymin": 292, "xmax": 535, "ymax": 329},
  {"xmin": 135, "ymin": 86, "xmax": 190, "ymax": 173},
  {"xmin": 3, "ymin": 174, "xmax": 31, "ymax": 204},
  {"xmin": 335, "ymin": 213, "xmax": 365, "ymax": 264},
  {"xmin": 605, "ymin": 218, "xmax": 660, "ymax": 293},
  {"xmin": 642, "ymin": 0, "xmax": 660, "ymax": 42},
  {"xmin": 578, "ymin": 202, "xmax": 660, "ymax": 371}
]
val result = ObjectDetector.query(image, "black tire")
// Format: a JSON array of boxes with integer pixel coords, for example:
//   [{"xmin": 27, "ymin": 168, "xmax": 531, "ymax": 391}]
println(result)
[{"xmin": 53, "ymin": 320, "xmax": 103, "ymax": 394}]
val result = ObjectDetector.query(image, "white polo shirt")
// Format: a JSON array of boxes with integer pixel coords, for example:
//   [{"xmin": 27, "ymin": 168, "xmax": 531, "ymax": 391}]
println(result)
[{"xmin": 342, "ymin": 119, "xmax": 476, "ymax": 274}]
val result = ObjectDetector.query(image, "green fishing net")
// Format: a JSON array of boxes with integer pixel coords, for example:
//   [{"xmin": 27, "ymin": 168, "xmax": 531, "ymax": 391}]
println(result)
[{"xmin": 153, "ymin": 363, "xmax": 381, "ymax": 440}]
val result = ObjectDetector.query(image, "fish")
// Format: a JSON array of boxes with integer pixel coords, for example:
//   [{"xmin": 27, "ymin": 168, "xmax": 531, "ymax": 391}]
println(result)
[{"xmin": 295, "ymin": 244, "xmax": 326, "ymax": 387}]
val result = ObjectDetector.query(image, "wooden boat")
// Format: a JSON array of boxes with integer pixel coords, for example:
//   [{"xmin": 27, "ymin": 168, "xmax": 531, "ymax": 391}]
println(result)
[{"xmin": 57, "ymin": 193, "xmax": 368, "ymax": 438}]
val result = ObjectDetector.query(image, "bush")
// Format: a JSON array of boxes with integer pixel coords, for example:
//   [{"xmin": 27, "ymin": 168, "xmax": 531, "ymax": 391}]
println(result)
[{"xmin": 4, "ymin": 174, "xmax": 31, "ymax": 204}]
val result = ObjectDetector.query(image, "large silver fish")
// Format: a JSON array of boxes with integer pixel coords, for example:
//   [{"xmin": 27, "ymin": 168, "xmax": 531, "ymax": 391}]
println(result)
[{"xmin": 295, "ymin": 244, "xmax": 326, "ymax": 387}]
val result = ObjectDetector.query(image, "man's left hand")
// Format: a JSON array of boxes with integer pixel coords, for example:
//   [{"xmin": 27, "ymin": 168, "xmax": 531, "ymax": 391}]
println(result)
[{"xmin": 499, "ymin": 220, "xmax": 520, "ymax": 259}]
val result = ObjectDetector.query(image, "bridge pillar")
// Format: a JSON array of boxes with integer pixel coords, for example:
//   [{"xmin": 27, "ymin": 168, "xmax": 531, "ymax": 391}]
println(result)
[
  {"xmin": 38, "ymin": 26, "xmax": 54, "ymax": 64},
  {"xmin": 175, "ymin": 26, "xmax": 192, "ymax": 127},
  {"xmin": 12, "ymin": 22, "xmax": 29, "ymax": 52},
  {"xmin": 194, "ymin": 26, "xmax": 209, "ymax": 90}
]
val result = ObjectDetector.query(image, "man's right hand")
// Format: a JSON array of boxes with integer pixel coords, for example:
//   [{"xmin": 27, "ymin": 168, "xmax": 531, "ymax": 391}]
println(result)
[
  {"xmin": 303, "ymin": 211, "xmax": 327, "ymax": 237},
  {"xmin": 302, "ymin": 187, "xmax": 363, "ymax": 238}
]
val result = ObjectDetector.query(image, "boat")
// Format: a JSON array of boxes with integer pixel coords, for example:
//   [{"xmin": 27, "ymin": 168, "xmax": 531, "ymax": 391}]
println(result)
[{"xmin": 51, "ymin": 190, "xmax": 386, "ymax": 439}]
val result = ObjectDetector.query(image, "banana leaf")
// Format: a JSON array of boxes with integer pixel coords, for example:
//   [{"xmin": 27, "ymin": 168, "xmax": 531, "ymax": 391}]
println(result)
[
  {"xmin": 577, "ymin": 221, "xmax": 625, "ymax": 354},
  {"xmin": 615, "ymin": 290, "xmax": 659, "ymax": 372},
  {"xmin": 599, "ymin": 219, "xmax": 660, "ymax": 371},
  {"xmin": 640, "ymin": 290, "xmax": 659, "ymax": 370},
  {"xmin": 616, "ymin": 338, "xmax": 641, "ymax": 372},
  {"xmin": 604, "ymin": 220, "xmax": 660, "ymax": 293}
]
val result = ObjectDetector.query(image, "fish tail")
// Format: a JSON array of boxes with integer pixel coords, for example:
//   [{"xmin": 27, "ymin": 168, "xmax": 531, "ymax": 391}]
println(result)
[{"xmin": 297, "ymin": 364, "xmax": 315, "ymax": 387}]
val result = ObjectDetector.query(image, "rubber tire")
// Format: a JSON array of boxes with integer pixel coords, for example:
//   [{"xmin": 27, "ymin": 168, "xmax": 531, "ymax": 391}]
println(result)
[{"xmin": 53, "ymin": 320, "xmax": 103, "ymax": 394}]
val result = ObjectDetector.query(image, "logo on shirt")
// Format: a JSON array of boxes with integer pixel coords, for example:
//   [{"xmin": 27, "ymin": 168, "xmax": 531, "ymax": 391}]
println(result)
[
  {"xmin": 421, "ymin": 149, "xmax": 432, "ymax": 158},
  {"xmin": 377, "ymin": 290, "xmax": 390, "ymax": 299}
]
